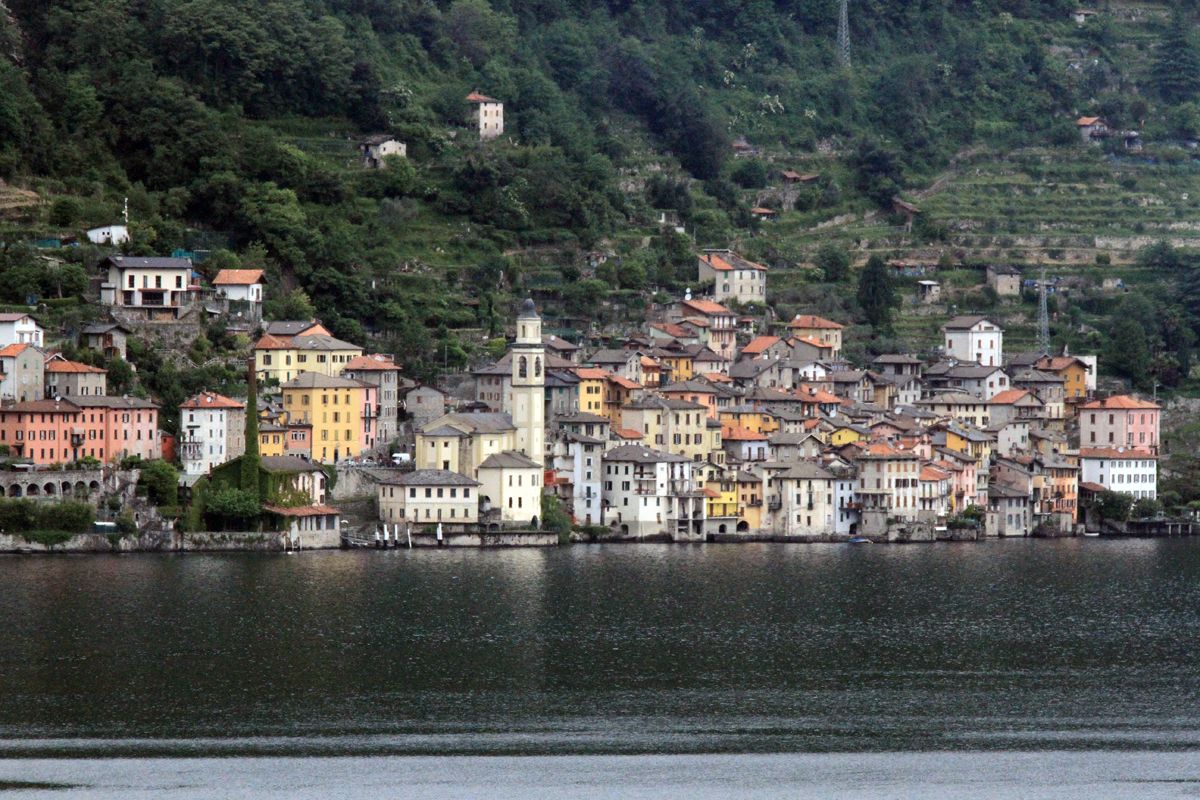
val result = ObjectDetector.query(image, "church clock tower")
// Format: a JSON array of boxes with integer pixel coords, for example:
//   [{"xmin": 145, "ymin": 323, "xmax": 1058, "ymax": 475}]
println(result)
[{"xmin": 512, "ymin": 298, "xmax": 544, "ymax": 462}]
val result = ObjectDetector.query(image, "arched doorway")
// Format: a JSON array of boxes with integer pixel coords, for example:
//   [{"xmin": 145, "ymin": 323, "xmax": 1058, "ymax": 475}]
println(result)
[
  {"xmin": 8, "ymin": 485, "xmax": 21, "ymax": 497},
  {"xmin": 718, "ymin": 524, "xmax": 727, "ymax": 533},
  {"xmin": 25, "ymin": 484, "xmax": 38, "ymax": 496},
  {"xmin": 736, "ymin": 521, "xmax": 749, "ymax": 532},
  {"xmin": 43, "ymin": 483, "xmax": 56, "ymax": 496},
  {"xmin": 530, "ymin": 515, "xmax": 538, "ymax": 530},
  {"xmin": 620, "ymin": 524, "xmax": 629, "ymax": 536}
]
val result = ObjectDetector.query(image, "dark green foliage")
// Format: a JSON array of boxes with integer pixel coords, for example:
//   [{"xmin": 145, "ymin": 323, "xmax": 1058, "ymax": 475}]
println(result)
[
  {"xmin": 814, "ymin": 244, "xmax": 851, "ymax": 283},
  {"xmin": 848, "ymin": 139, "xmax": 906, "ymax": 209},
  {"xmin": 541, "ymin": 494, "xmax": 572, "ymax": 544},
  {"xmin": 1106, "ymin": 318, "xmax": 1151, "ymax": 390},
  {"xmin": 139, "ymin": 459, "xmax": 179, "ymax": 507},
  {"xmin": 730, "ymin": 160, "xmax": 768, "ymax": 190},
  {"xmin": 1090, "ymin": 491, "xmax": 1133, "ymax": 523},
  {"xmin": 203, "ymin": 484, "xmax": 262, "ymax": 530},
  {"xmin": 242, "ymin": 374, "xmax": 261, "ymax": 498},
  {"xmin": 1149, "ymin": 11, "xmax": 1200, "ymax": 105},
  {"xmin": 0, "ymin": 499, "xmax": 93, "ymax": 538},
  {"xmin": 1132, "ymin": 497, "xmax": 1162, "ymax": 519},
  {"xmin": 857, "ymin": 255, "xmax": 897, "ymax": 334}
]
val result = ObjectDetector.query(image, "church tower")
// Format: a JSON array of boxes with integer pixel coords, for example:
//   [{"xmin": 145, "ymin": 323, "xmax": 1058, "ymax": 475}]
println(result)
[{"xmin": 512, "ymin": 298, "xmax": 544, "ymax": 462}]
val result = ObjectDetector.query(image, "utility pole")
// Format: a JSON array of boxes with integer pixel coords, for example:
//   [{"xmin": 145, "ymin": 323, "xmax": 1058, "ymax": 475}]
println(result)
[
  {"xmin": 1038, "ymin": 264, "xmax": 1050, "ymax": 356},
  {"xmin": 838, "ymin": 0, "xmax": 851, "ymax": 68}
]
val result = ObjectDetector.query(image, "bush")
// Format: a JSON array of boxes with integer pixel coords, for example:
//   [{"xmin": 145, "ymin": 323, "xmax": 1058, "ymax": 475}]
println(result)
[
  {"xmin": 138, "ymin": 459, "xmax": 179, "ymax": 506},
  {"xmin": 22, "ymin": 530, "xmax": 74, "ymax": 547},
  {"xmin": 116, "ymin": 510, "xmax": 137, "ymax": 534},
  {"xmin": 730, "ymin": 159, "xmax": 768, "ymax": 189}
]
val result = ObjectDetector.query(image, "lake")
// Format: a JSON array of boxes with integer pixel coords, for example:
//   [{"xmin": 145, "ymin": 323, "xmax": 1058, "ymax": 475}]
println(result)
[{"xmin": 2, "ymin": 539, "xmax": 1200, "ymax": 796}]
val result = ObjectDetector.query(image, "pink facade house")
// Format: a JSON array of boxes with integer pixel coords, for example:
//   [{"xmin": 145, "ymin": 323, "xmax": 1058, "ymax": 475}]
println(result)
[{"xmin": 1078, "ymin": 395, "xmax": 1160, "ymax": 455}]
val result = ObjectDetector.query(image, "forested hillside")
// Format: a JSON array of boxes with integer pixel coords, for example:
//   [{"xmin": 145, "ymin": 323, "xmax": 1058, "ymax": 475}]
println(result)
[{"xmin": 1, "ymin": 0, "xmax": 1198, "ymax": 378}]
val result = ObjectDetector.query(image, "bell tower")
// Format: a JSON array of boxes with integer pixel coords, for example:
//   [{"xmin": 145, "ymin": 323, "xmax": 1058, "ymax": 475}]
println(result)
[{"xmin": 512, "ymin": 298, "xmax": 544, "ymax": 461}]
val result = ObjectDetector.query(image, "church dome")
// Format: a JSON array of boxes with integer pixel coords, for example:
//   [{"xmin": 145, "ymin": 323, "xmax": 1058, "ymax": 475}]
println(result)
[{"xmin": 518, "ymin": 298, "xmax": 539, "ymax": 318}]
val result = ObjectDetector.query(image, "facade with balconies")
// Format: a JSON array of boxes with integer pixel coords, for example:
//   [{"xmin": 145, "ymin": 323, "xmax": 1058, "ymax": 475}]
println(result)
[
  {"xmin": 99, "ymin": 256, "xmax": 201, "ymax": 320},
  {"xmin": 602, "ymin": 444, "xmax": 706, "ymax": 540}
]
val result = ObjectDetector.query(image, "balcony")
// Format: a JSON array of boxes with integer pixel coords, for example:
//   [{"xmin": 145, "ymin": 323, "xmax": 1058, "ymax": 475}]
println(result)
[{"xmin": 767, "ymin": 496, "xmax": 782, "ymax": 510}]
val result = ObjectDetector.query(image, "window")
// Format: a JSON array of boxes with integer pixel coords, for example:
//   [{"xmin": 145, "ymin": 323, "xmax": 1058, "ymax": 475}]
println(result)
[{"xmin": 263, "ymin": 355, "xmax": 272, "ymax": 366}]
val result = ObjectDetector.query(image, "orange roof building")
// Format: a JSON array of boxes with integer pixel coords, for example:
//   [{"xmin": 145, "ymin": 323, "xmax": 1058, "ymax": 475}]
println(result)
[
  {"xmin": 788, "ymin": 315, "xmax": 843, "ymax": 358},
  {"xmin": 212, "ymin": 269, "xmax": 264, "ymax": 286}
]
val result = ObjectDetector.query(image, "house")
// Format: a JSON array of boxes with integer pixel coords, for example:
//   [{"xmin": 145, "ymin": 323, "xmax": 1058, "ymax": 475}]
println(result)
[
  {"xmin": 853, "ymin": 443, "xmax": 923, "ymax": 522},
  {"xmin": 1077, "ymin": 116, "xmax": 1108, "ymax": 145},
  {"xmin": 988, "ymin": 418, "xmax": 1032, "ymax": 459},
  {"xmin": 1078, "ymin": 448, "xmax": 1157, "ymax": 500},
  {"xmin": 466, "ymin": 91, "xmax": 504, "ymax": 140},
  {"xmin": 80, "ymin": 323, "xmax": 131, "ymax": 361},
  {"xmin": 780, "ymin": 171, "xmax": 820, "ymax": 185},
  {"xmin": 1034, "ymin": 355, "xmax": 1093, "ymax": 400},
  {"xmin": 620, "ymin": 397, "xmax": 712, "ymax": 463},
  {"xmin": 179, "ymin": 392, "xmax": 246, "ymax": 475},
  {"xmin": 696, "ymin": 250, "xmax": 768, "ymax": 305},
  {"xmin": 738, "ymin": 336, "xmax": 790, "ymax": 362},
  {"xmin": 601, "ymin": 445, "xmax": 706, "ymax": 539},
  {"xmin": 211, "ymin": 455, "xmax": 339, "ymax": 543},
  {"xmin": 254, "ymin": 333, "xmax": 364, "ymax": 386},
  {"xmin": 917, "ymin": 280, "xmax": 941, "ymax": 303},
  {"xmin": 478, "ymin": 450, "xmax": 544, "ymax": 528},
  {"xmin": 988, "ymin": 389, "xmax": 1045, "ymax": 426},
  {"xmin": 988, "ymin": 483, "xmax": 1030, "ymax": 537},
  {"xmin": 361, "ymin": 134, "xmax": 406, "ymax": 168},
  {"xmin": 548, "ymin": 414, "xmax": 610, "ymax": 525},
  {"xmin": 924, "ymin": 362, "xmax": 1010, "ymax": 400},
  {"xmin": 98, "ymin": 256, "xmax": 200, "ymax": 319},
  {"xmin": 342, "ymin": 354, "xmax": 401, "ymax": 450},
  {"xmin": 872, "ymin": 354, "xmax": 922, "ymax": 380},
  {"xmin": 377, "ymin": 470, "xmax": 479, "ymax": 531},
  {"xmin": 1010, "ymin": 369, "xmax": 1066, "ymax": 421},
  {"xmin": 264, "ymin": 320, "xmax": 328, "ymax": 339},
  {"xmin": 1078, "ymin": 395, "xmax": 1160, "ymax": 455},
  {"xmin": 768, "ymin": 432, "xmax": 823, "ymax": 462},
  {"xmin": 45, "ymin": 357, "xmax": 107, "ymax": 398},
  {"xmin": 763, "ymin": 461, "xmax": 838, "ymax": 539},
  {"xmin": 542, "ymin": 334, "xmax": 581, "ymax": 364},
  {"xmin": 0, "ymin": 313, "xmax": 43, "ymax": 347},
  {"xmin": 212, "ymin": 269, "xmax": 264, "ymax": 320},
  {"xmin": 986, "ymin": 264, "xmax": 1022, "ymax": 296},
  {"xmin": 0, "ymin": 344, "xmax": 44, "ymax": 403},
  {"xmin": 789, "ymin": 335, "xmax": 837, "ymax": 362},
  {"xmin": 660, "ymin": 379, "xmax": 721, "ymax": 419},
  {"xmin": 0, "ymin": 396, "xmax": 160, "ymax": 464},
  {"xmin": 722, "ymin": 425, "xmax": 769, "ymax": 462},
  {"xmin": 398, "ymin": 382, "xmax": 446, "ymax": 430},
  {"xmin": 586, "ymin": 349, "xmax": 642, "ymax": 382},
  {"xmin": 86, "ymin": 224, "xmax": 129, "ymax": 245},
  {"xmin": 915, "ymin": 390, "xmax": 990, "ymax": 428},
  {"xmin": 1072, "ymin": 9, "xmax": 1097, "ymax": 24},
  {"xmin": 787, "ymin": 315, "xmax": 843, "ymax": 358},
  {"xmin": 943, "ymin": 316, "xmax": 1003, "ymax": 366},
  {"xmin": 280, "ymin": 373, "xmax": 366, "ymax": 463},
  {"xmin": 667, "ymin": 298, "xmax": 737, "ymax": 360}
]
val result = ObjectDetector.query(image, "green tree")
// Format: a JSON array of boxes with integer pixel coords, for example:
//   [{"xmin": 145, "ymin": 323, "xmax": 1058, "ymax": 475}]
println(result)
[
  {"xmin": 264, "ymin": 289, "xmax": 316, "ymax": 322},
  {"xmin": 203, "ymin": 484, "xmax": 262, "ymax": 530},
  {"xmin": 106, "ymin": 357, "xmax": 135, "ymax": 395},
  {"xmin": 1090, "ymin": 490, "xmax": 1133, "ymax": 523},
  {"xmin": 814, "ymin": 243, "xmax": 851, "ymax": 283},
  {"xmin": 1106, "ymin": 318, "xmax": 1151, "ymax": 389},
  {"xmin": 1132, "ymin": 497, "xmax": 1163, "ymax": 519},
  {"xmin": 857, "ymin": 254, "xmax": 897, "ymax": 333},
  {"xmin": 139, "ymin": 459, "xmax": 179, "ymax": 507},
  {"xmin": 241, "ymin": 374, "xmax": 261, "ymax": 498},
  {"xmin": 1150, "ymin": 10, "xmax": 1200, "ymax": 105}
]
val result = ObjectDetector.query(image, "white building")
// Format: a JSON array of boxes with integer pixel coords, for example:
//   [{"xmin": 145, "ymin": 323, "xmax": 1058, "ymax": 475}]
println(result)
[
  {"xmin": 943, "ymin": 315, "xmax": 1003, "ymax": 367},
  {"xmin": 1079, "ymin": 447, "xmax": 1157, "ymax": 500},
  {"xmin": 362, "ymin": 135, "xmax": 407, "ymax": 168},
  {"xmin": 377, "ymin": 470, "xmax": 480, "ymax": 531},
  {"xmin": 763, "ymin": 461, "xmax": 838, "ymax": 538},
  {"xmin": 212, "ymin": 269, "xmax": 264, "ymax": 320},
  {"xmin": 602, "ymin": 444, "xmax": 705, "ymax": 539},
  {"xmin": 99, "ymin": 256, "xmax": 199, "ymax": 319},
  {"xmin": 511, "ymin": 298, "xmax": 545, "ymax": 461},
  {"xmin": 179, "ymin": 392, "xmax": 247, "ymax": 475},
  {"xmin": 549, "ymin": 413, "xmax": 611, "ymax": 526},
  {"xmin": 478, "ymin": 450, "xmax": 543, "ymax": 528},
  {"xmin": 0, "ymin": 313, "xmax": 43, "ymax": 347},
  {"xmin": 696, "ymin": 250, "xmax": 768, "ymax": 305},
  {"xmin": 86, "ymin": 224, "xmax": 129, "ymax": 245},
  {"xmin": 466, "ymin": 92, "xmax": 504, "ymax": 140}
]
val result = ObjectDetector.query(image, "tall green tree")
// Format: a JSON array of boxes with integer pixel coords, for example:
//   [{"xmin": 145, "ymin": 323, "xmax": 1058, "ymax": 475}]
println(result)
[
  {"xmin": 241, "ymin": 369, "xmax": 261, "ymax": 499},
  {"xmin": 814, "ymin": 243, "xmax": 851, "ymax": 283},
  {"xmin": 1106, "ymin": 318, "xmax": 1151, "ymax": 390},
  {"xmin": 1150, "ymin": 10, "xmax": 1200, "ymax": 105},
  {"xmin": 857, "ymin": 254, "xmax": 897, "ymax": 333}
]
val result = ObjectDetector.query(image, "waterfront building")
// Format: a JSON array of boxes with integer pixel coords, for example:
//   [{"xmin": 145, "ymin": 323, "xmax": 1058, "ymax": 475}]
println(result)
[{"xmin": 179, "ymin": 392, "xmax": 246, "ymax": 475}]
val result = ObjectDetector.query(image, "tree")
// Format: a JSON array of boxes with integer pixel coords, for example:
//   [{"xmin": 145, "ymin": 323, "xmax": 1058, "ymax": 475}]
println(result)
[
  {"xmin": 857, "ymin": 254, "xmax": 897, "ymax": 333},
  {"xmin": 1106, "ymin": 318, "xmax": 1151, "ymax": 389},
  {"xmin": 241, "ymin": 372, "xmax": 261, "ymax": 499},
  {"xmin": 1133, "ymin": 497, "xmax": 1163, "ymax": 519},
  {"xmin": 203, "ymin": 484, "xmax": 262, "ymax": 530},
  {"xmin": 814, "ymin": 243, "xmax": 851, "ymax": 283},
  {"xmin": 264, "ymin": 288, "xmax": 317, "ymax": 322},
  {"xmin": 1149, "ymin": 10, "xmax": 1200, "ymax": 105},
  {"xmin": 1090, "ymin": 490, "xmax": 1133, "ymax": 523},
  {"xmin": 139, "ymin": 459, "xmax": 179, "ymax": 507},
  {"xmin": 106, "ymin": 357, "xmax": 135, "ymax": 395}
]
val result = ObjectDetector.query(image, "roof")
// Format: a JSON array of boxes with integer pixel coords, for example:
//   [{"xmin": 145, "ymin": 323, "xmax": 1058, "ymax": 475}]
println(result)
[
  {"xmin": 623, "ymin": 397, "xmax": 706, "ymax": 411},
  {"xmin": 423, "ymin": 425, "xmax": 469, "ymax": 438},
  {"xmin": 1078, "ymin": 481, "xmax": 1107, "ymax": 493},
  {"xmin": 212, "ymin": 269, "xmax": 265, "ymax": 286},
  {"xmin": 943, "ymin": 315, "xmax": 997, "ymax": 331},
  {"xmin": 681, "ymin": 298, "xmax": 735, "ymax": 316},
  {"xmin": 989, "ymin": 389, "xmax": 1039, "ymax": 405},
  {"xmin": 380, "ymin": 469, "xmax": 481, "ymax": 487},
  {"xmin": 280, "ymin": 372, "xmax": 363, "ymax": 390},
  {"xmin": 1079, "ymin": 395, "xmax": 1160, "ymax": 410},
  {"xmin": 789, "ymin": 315, "xmax": 843, "ymax": 330},
  {"xmin": 649, "ymin": 323, "xmax": 695, "ymax": 339},
  {"xmin": 101, "ymin": 256, "xmax": 191, "ymax": 270},
  {"xmin": 660, "ymin": 379, "xmax": 719, "ymax": 394},
  {"xmin": 479, "ymin": 451, "xmax": 543, "ymax": 470},
  {"xmin": 555, "ymin": 412, "xmax": 611, "ymax": 425},
  {"xmin": 263, "ymin": 504, "xmax": 341, "ymax": 517},
  {"xmin": 574, "ymin": 367, "xmax": 612, "ymax": 381},
  {"xmin": 422, "ymin": 412, "xmax": 515, "ymax": 435},
  {"xmin": 1079, "ymin": 447, "xmax": 1157, "ymax": 460},
  {"xmin": 2, "ymin": 399, "xmax": 83, "ymax": 413},
  {"xmin": 697, "ymin": 250, "xmax": 767, "ymax": 273},
  {"xmin": 466, "ymin": 91, "xmax": 499, "ymax": 103},
  {"xmin": 343, "ymin": 354, "xmax": 401, "ymax": 372},
  {"xmin": 289, "ymin": 334, "xmax": 361, "ymax": 351},
  {"xmin": 0, "ymin": 343, "xmax": 31, "ymax": 357},
  {"xmin": 261, "ymin": 455, "xmax": 323, "ymax": 472},
  {"xmin": 264, "ymin": 321, "xmax": 322, "ymax": 337},
  {"xmin": 253, "ymin": 334, "xmax": 292, "ymax": 351},
  {"xmin": 791, "ymin": 335, "xmax": 833, "ymax": 350},
  {"xmin": 777, "ymin": 462, "xmax": 835, "ymax": 480},
  {"xmin": 81, "ymin": 323, "xmax": 131, "ymax": 335},
  {"xmin": 872, "ymin": 354, "xmax": 922, "ymax": 364},
  {"xmin": 0, "ymin": 313, "xmax": 36, "ymax": 323},
  {"xmin": 741, "ymin": 336, "xmax": 783, "ymax": 355},
  {"xmin": 1037, "ymin": 356, "xmax": 1090, "ymax": 372},
  {"xmin": 180, "ymin": 391, "xmax": 244, "ymax": 409},
  {"xmin": 610, "ymin": 376, "xmax": 642, "ymax": 390},
  {"xmin": 70, "ymin": 396, "xmax": 158, "ymax": 410},
  {"xmin": 603, "ymin": 444, "xmax": 690, "ymax": 464},
  {"xmin": 722, "ymin": 424, "xmax": 768, "ymax": 441},
  {"xmin": 587, "ymin": 349, "xmax": 633, "ymax": 364},
  {"xmin": 46, "ymin": 359, "xmax": 106, "ymax": 374},
  {"xmin": 1077, "ymin": 116, "xmax": 1103, "ymax": 126},
  {"xmin": 1012, "ymin": 368, "xmax": 1065, "ymax": 384},
  {"xmin": 542, "ymin": 334, "xmax": 579, "ymax": 352},
  {"xmin": 611, "ymin": 428, "xmax": 644, "ymax": 440}
]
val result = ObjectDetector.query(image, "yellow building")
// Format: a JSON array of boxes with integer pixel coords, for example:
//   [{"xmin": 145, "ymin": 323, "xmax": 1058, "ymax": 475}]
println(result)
[
  {"xmin": 658, "ymin": 351, "xmax": 695, "ymax": 382},
  {"xmin": 1037, "ymin": 356, "xmax": 1091, "ymax": 400},
  {"xmin": 258, "ymin": 422, "xmax": 288, "ymax": 457},
  {"xmin": 254, "ymin": 333, "xmax": 364, "ymax": 387},
  {"xmin": 620, "ymin": 398, "xmax": 712, "ymax": 462},
  {"xmin": 575, "ymin": 368, "xmax": 612, "ymax": 416},
  {"xmin": 280, "ymin": 372, "xmax": 364, "ymax": 463},
  {"xmin": 829, "ymin": 424, "xmax": 868, "ymax": 446},
  {"xmin": 719, "ymin": 406, "xmax": 780, "ymax": 435},
  {"xmin": 736, "ymin": 469, "xmax": 763, "ymax": 530}
]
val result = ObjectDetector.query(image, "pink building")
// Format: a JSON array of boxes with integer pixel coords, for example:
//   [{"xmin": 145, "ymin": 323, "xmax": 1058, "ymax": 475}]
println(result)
[
  {"xmin": 0, "ymin": 396, "xmax": 160, "ymax": 464},
  {"xmin": 1078, "ymin": 395, "xmax": 1160, "ymax": 455}
]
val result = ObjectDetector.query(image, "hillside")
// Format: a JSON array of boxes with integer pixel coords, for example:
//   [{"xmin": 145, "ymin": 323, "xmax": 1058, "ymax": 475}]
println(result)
[{"xmin": 1, "ymin": 0, "xmax": 1199, "ymax": 397}]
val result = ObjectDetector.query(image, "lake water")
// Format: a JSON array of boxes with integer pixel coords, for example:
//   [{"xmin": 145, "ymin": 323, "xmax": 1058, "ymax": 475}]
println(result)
[{"xmin": 3, "ymin": 539, "xmax": 1200, "ymax": 796}]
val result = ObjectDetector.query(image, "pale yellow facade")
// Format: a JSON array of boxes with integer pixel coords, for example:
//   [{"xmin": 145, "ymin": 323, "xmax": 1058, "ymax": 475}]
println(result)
[{"xmin": 281, "ymin": 374, "xmax": 364, "ymax": 463}]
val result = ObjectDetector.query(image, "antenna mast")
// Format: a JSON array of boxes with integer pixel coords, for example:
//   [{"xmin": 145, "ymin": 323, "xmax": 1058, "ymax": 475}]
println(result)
[
  {"xmin": 838, "ymin": 0, "xmax": 851, "ymax": 67},
  {"xmin": 1037, "ymin": 264, "xmax": 1050, "ymax": 355}
]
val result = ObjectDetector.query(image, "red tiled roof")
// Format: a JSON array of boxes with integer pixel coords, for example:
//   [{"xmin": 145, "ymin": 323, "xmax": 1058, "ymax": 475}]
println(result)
[
  {"xmin": 344, "ymin": 354, "xmax": 400, "ymax": 371},
  {"xmin": 612, "ymin": 428, "xmax": 644, "ymax": 440},
  {"xmin": 254, "ymin": 334, "xmax": 291, "ymax": 350},
  {"xmin": 0, "ymin": 343, "xmax": 30, "ymax": 357},
  {"xmin": 1079, "ymin": 448, "xmax": 1157, "ymax": 460},
  {"xmin": 791, "ymin": 335, "xmax": 832, "ymax": 349},
  {"xmin": 180, "ymin": 391, "xmax": 245, "ymax": 409},
  {"xmin": 46, "ymin": 360, "xmax": 105, "ymax": 374},
  {"xmin": 789, "ymin": 315, "xmax": 843, "ymax": 330},
  {"xmin": 989, "ymin": 389, "xmax": 1034, "ymax": 405},
  {"xmin": 574, "ymin": 367, "xmax": 611, "ymax": 381},
  {"xmin": 466, "ymin": 91, "xmax": 499, "ymax": 103},
  {"xmin": 263, "ymin": 504, "xmax": 341, "ymax": 517},
  {"xmin": 682, "ymin": 299, "xmax": 735, "ymax": 316},
  {"xmin": 649, "ymin": 323, "xmax": 693, "ymax": 338},
  {"xmin": 722, "ymin": 424, "xmax": 768, "ymax": 441},
  {"xmin": 212, "ymin": 269, "xmax": 264, "ymax": 285},
  {"xmin": 1079, "ymin": 395, "xmax": 1160, "ymax": 410},
  {"xmin": 741, "ymin": 335, "xmax": 781, "ymax": 355}
]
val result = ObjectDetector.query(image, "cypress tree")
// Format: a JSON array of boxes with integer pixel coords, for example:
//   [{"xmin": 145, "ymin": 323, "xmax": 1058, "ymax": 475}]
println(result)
[
  {"xmin": 856, "ymin": 254, "xmax": 897, "ymax": 334},
  {"xmin": 241, "ymin": 362, "xmax": 261, "ymax": 499},
  {"xmin": 1150, "ymin": 10, "xmax": 1200, "ymax": 105}
]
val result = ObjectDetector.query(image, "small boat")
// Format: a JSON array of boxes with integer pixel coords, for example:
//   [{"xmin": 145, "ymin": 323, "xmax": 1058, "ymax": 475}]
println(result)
[
  {"xmin": 849, "ymin": 538, "xmax": 871, "ymax": 544},
  {"xmin": 1083, "ymin": 532, "xmax": 1100, "ymax": 537}
]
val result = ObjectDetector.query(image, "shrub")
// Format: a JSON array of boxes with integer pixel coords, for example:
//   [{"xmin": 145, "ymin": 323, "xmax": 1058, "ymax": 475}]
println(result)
[
  {"xmin": 21, "ymin": 530, "xmax": 73, "ymax": 547},
  {"xmin": 116, "ymin": 511, "xmax": 137, "ymax": 534}
]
